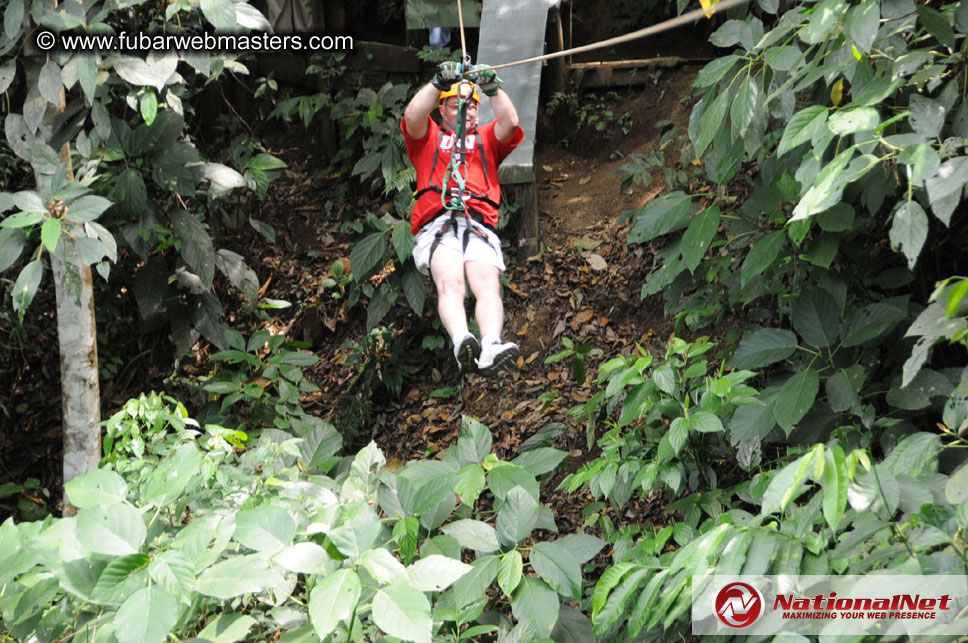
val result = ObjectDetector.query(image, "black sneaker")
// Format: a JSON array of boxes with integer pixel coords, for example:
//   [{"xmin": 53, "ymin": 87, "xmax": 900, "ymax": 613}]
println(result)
[{"xmin": 454, "ymin": 334, "xmax": 481, "ymax": 374}]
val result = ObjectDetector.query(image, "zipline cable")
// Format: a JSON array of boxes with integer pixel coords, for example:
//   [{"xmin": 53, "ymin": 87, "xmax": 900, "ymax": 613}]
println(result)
[{"xmin": 463, "ymin": 0, "xmax": 752, "ymax": 75}]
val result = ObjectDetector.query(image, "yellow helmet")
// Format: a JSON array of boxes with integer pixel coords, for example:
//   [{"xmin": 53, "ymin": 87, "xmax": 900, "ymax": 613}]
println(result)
[{"xmin": 439, "ymin": 81, "xmax": 479, "ymax": 104}]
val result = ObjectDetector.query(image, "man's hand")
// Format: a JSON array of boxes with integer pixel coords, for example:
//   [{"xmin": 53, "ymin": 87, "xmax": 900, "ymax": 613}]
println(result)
[
  {"xmin": 471, "ymin": 64, "xmax": 502, "ymax": 97},
  {"xmin": 432, "ymin": 61, "xmax": 461, "ymax": 91}
]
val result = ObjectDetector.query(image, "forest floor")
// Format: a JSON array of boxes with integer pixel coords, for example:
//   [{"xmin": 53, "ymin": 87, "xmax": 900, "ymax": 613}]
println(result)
[{"xmin": 1, "ymin": 63, "xmax": 710, "ymax": 530}]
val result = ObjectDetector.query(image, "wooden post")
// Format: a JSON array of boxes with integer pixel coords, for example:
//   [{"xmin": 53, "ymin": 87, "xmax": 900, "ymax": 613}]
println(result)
[{"xmin": 507, "ymin": 182, "xmax": 539, "ymax": 260}]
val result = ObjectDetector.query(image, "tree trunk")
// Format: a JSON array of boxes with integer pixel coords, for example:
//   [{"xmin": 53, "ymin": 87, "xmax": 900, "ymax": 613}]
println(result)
[{"xmin": 51, "ymin": 246, "xmax": 101, "ymax": 500}]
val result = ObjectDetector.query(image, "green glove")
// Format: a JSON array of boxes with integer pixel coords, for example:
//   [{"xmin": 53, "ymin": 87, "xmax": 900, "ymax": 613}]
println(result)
[
  {"xmin": 432, "ymin": 61, "xmax": 461, "ymax": 91},
  {"xmin": 471, "ymin": 64, "xmax": 502, "ymax": 97}
]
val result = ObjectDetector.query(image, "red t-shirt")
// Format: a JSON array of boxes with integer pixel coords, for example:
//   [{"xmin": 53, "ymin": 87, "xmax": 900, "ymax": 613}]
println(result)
[{"xmin": 402, "ymin": 115, "xmax": 524, "ymax": 233}]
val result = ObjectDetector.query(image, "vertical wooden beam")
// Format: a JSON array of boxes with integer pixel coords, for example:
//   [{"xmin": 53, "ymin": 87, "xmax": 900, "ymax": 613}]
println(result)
[{"xmin": 506, "ymin": 183, "xmax": 539, "ymax": 260}]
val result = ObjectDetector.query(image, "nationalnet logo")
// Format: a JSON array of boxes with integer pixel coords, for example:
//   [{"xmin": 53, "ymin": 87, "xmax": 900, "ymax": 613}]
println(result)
[
  {"xmin": 714, "ymin": 582, "xmax": 764, "ymax": 628},
  {"xmin": 693, "ymin": 575, "xmax": 968, "ymax": 636}
]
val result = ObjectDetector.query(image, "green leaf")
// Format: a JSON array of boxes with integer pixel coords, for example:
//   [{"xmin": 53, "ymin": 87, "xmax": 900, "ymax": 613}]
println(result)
[
  {"xmin": 898, "ymin": 143, "xmax": 940, "ymax": 185},
  {"xmin": 887, "ymin": 368, "xmax": 952, "ymax": 410},
  {"xmin": 171, "ymin": 209, "xmax": 215, "ymax": 288},
  {"xmin": 91, "ymin": 554, "xmax": 151, "ymax": 605},
  {"xmin": 233, "ymin": 504, "xmax": 295, "ymax": 553},
  {"xmin": 761, "ymin": 450, "xmax": 816, "ymax": 515},
  {"xmin": 273, "ymin": 542, "xmax": 331, "ymax": 575},
  {"xmin": 457, "ymin": 416, "xmax": 493, "ymax": 464},
  {"xmin": 140, "ymin": 89, "xmax": 158, "ymax": 126},
  {"xmin": 843, "ymin": 300, "xmax": 907, "ymax": 347},
  {"xmin": 359, "ymin": 548, "xmax": 408, "ymax": 584},
  {"xmin": 827, "ymin": 107, "xmax": 880, "ymax": 135},
  {"xmin": 792, "ymin": 288, "xmax": 841, "ymax": 348},
  {"xmin": 773, "ymin": 369, "xmax": 820, "ymax": 432},
  {"xmin": 148, "ymin": 550, "xmax": 195, "ymax": 597},
  {"xmin": 38, "ymin": 60, "xmax": 62, "ymax": 105},
  {"xmin": 803, "ymin": 0, "xmax": 843, "ymax": 43},
  {"xmin": 694, "ymin": 55, "xmax": 739, "ymax": 89},
  {"xmin": 497, "ymin": 486, "xmax": 539, "ymax": 545},
  {"xmin": 680, "ymin": 206, "xmax": 720, "ymax": 272},
  {"xmin": 197, "ymin": 614, "xmax": 257, "ymax": 643},
  {"xmin": 511, "ymin": 448, "xmax": 567, "ymax": 476},
  {"xmin": 12, "ymin": 259, "xmax": 43, "ymax": 316},
  {"xmin": 407, "ymin": 554, "xmax": 472, "ymax": 591},
  {"xmin": 308, "ymin": 569, "xmax": 361, "ymax": 640},
  {"xmin": 823, "ymin": 445, "xmax": 847, "ymax": 532},
  {"xmin": 825, "ymin": 366, "xmax": 863, "ymax": 413},
  {"xmin": 488, "ymin": 464, "xmax": 539, "ymax": 501},
  {"xmin": 556, "ymin": 533, "xmax": 606, "ymax": 564},
  {"xmin": 792, "ymin": 147, "xmax": 855, "ymax": 220},
  {"xmin": 76, "ymin": 503, "xmax": 146, "ymax": 556},
  {"xmin": 350, "ymin": 231, "xmax": 386, "ymax": 281},
  {"xmin": 0, "ymin": 227, "xmax": 25, "ymax": 273},
  {"xmin": 846, "ymin": 0, "xmax": 880, "ymax": 52},
  {"xmin": 690, "ymin": 411, "xmax": 725, "ymax": 433},
  {"xmin": 694, "ymin": 89, "xmax": 730, "ymax": 158},
  {"xmin": 372, "ymin": 584, "xmax": 432, "ymax": 643},
  {"xmin": 741, "ymin": 230, "xmax": 786, "ymax": 287},
  {"xmin": 141, "ymin": 443, "xmax": 201, "ymax": 507},
  {"xmin": 728, "ymin": 328, "xmax": 798, "ymax": 369},
  {"xmin": 67, "ymin": 195, "xmax": 112, "ymax": 223},
  {"xmin": 247, "ymin": 153, "xmax": 287, "ymax": 171},
  {"xmin": 925, "ymin": 157, "xmax": 968, "ymax": 226},
  {"xmin": 889, "ymin": 201, "xmax": 928, "ymax": 270},
  {"xmin": 195, "ymin": 555, "xmax": 284, "ymax": 598},
  {"xmin": 917, "ymin": 4, "xmax": 955, "ymax": 49},
  {"xmin": 64, "ymin": 470, "xmax": 127, "ymax": 509},
  {"xmin": 1, "ymin": 211, "xmax": 44, "ymax": 228},
  {"xmin": 595, "ymin": 568, "xmax": 650, "ymax": 634},
  {"xmin": 530, "ymin": 541, "xmax": 582, "ymax": 600},
  {"xmin": 498, "ymin": 550, "xmax": 523, "ymax": 597},
  {"xmin": 453, "ymin": 555, "xmax": 499, "ymax": 608},
  {"xmin": 511, "ymin": 576, "xmax": 560, "ymax": 639},
  {"xmin": 816, "ymin": 202, "xmax": 854, "ymax": 232},
  {"xmin": 200, "ymin": 0, "xmax": 238, "ymax": 30},
  {"xmin": 114, "ymin": 585, "xmax": 178, "ymax": 643},
  {"xmin": 945, "ymin": 462, "xmax": 968, "ymax": 505},
  {"xmin": 455, "ymin": 464, "xmax": 486, "ymax": 507},
  {"xmin": 909, "ymin": 94, "xmax": 945, "ymax": 138},
  {"xmin": 328, "ymin": 508, "xmax": 382, "ymax": 557},
  {"xmin": 112, "ymin": 54, "xmax": 178, "ymax": 91},
  {"xmin": 591, "ymin": 562, "xmax": 634, "ymax": 618},
  {"xmin": 391, "ymin": 220, "xmax": 414, "ymax": 263},
  {"xmin": 4, "ymin": 0, "xmax": 24, "ymax": 41},
  {"xmin": 731, "ymin": 75, "xmax": 762, "ymax": 137},
  {"xmin": 628, "ymin": 191, "xmax": 697, "ymax": 244},
  {"xmin": 440, "ymin": 519, "xmax": 500, "ymax": 553},
  {"xmin": 403, "ymin": 264, "xmax": 426, "ymax": 315},
  {"xmin": 778, "ymin": 106, "xmax": 828, "ymax": 157}
]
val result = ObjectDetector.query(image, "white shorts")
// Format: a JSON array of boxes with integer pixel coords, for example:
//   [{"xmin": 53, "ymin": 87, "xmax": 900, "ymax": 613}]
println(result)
[{"xmin": 412, "ymin": 215, "xmax": 506, "ymax": 275}]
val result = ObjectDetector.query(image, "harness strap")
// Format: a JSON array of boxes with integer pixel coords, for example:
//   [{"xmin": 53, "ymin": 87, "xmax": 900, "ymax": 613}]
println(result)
[
  {"xmin": 415, "ymin": 131, "xmax": 498, "ymax": 209},
  {"xmin": 427, "ymin": 207, "xmax": 498, "ymax": 265}
]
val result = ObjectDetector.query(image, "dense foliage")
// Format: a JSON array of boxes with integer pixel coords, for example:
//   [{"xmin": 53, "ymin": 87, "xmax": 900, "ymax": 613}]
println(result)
[{"xmin": 3, "ymin": 0, "xmax": 968, "ymax": 640}]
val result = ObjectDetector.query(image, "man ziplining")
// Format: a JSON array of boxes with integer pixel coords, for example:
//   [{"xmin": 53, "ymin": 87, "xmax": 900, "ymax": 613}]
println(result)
[{"xmin": 402, "ymin": 61, "xmax": 524, "ymax": 377}]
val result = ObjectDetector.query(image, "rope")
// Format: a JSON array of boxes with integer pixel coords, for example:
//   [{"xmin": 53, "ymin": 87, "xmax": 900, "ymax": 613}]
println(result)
[
  {"xmin": 464, "ymin": 0, "xmax": 752, "ymax": 75},
  {"xmin": 456, "ymin": 0, "xmax": 468, "ymax": 65}
]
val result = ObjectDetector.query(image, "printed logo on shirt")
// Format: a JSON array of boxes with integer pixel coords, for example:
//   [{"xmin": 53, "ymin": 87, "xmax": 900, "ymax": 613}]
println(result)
[{"xmin": 438, "ymin": 132, "xmax": 477, "ymax": 154}]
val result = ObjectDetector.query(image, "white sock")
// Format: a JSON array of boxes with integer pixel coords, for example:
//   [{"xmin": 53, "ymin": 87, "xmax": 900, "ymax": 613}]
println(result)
[{"xmin": 481, "ymin": 335, "xmax": 500, "ymax": 346}]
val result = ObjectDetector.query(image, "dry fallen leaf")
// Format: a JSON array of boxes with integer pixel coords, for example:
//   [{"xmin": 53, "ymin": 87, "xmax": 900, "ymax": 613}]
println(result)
[{"xmin": 586, "ymin": 253, "xmax": 608, "ymax": 271}]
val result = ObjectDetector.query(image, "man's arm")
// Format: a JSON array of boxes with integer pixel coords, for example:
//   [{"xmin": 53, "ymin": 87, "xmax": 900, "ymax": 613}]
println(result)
[
  {"xmin": 488, "ymin": 88, "xmax": 519, "ymax": 144},
  {"xmin": 403, "ymin": 83, "xmax": 440, "ymax": 140}
]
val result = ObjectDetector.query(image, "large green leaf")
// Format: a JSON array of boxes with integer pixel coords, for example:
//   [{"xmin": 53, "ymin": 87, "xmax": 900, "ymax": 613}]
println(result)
[
  {"xmin": 360, "ymin": 548, "xmax": 408, "ymax": 584},
  {"xmin": 917, "ymin": 4, "xmax": 955, "ymax": 49},
  {"xmin": 391, "ymin": 220, "xmax": 414, "ymax": 263},
  {"xmin": 694, "ymin": 89, "xmax": 730, "ymax": 157},
  {"xmin": 889, "ymin": 201, "xmax": 928, "ymax": 269},
  {"xmin": 680, "ymin": 206, "xmax": 720, "ymax": 272},
  {"xmin": 194, "ymin": 555, "xmax": 284, "ymax": 598},
  {"xmin": 778, "ymin": 106, "xmax": 828, "ymax": 157},
  {"xmin": 511, "ymin": 576, "xmax": 560, "ymax": 639},
  {"xmin": 908, "ymin": 94, "xmax": 945, "ymax": 138},
  {"xmin": 457, "ymin": 416, "xmax": 493, "ymax": 464},
  {"xmin": 825, "ymin": 366, "xmax": 864, "ymax": 413},
  {"xmin": 148, "ymin": 550, "xmax": 195, "ymax": 598},
  {"xmin": 792, "ymin": 147, "xmax": 855, "ymax": 220},
  {"xmin": 488, "ymin": 464, "xmax": 539, "ymax": 501},
  {"xmin": 67, "ymin": 195, "xmax": 112, "ymax": 223},
  {"xmin": 141, "ymin": 443, "xmax": 201, "ymax": 507},
  {"xmin": 595, "ymin": 568, "xmax": 650, "ymax": 634},
  {"xmin": 3, "ymin": 0, "xmax": 24, "ymax": 40},
  {"xmin": 761, "ymin": 448, "xmax": 818, "ymax": 515},
  {"xmin": 772, "ymin": 369, "xmax": 820, "ymax": 432},
  {"xmin": 12, "ymin": 259, "xmax": 43, "ymax": 316},
  {"xmin": 408, "ymin": 554, "xmax": 472, "ymax": 591},
  {"xmin": 372, "ymin": 584, "xmax": 432, "ymax": 643},
  {"xmin": 38, "ymin": 60, "xmax": 62, "ymax": 105},
  {"xmin": 273, "ymin": 542, "xmax": 331, "ymax": 575},
  {"xmin": 827, "ymin": 107, "xmax": 880, "ymax": 135},
  {"xmin": 171, "ymin": 209, "xmax": 215, "ymax": 288},
  {"xmin": 197, "ymin": 614, "xmax": 257, "ymax": 643},
  {"xmin": 556, "ymin": 533, "xmax": 606, "ymax": 564},
  {"xmin": 114, "ymin": 585, "xmax": 178, "ymax": 643},
  {"xmin": 453, "ymin": 555, "xmax": 499, "ymax": 608},
  {"xmin": 233, "ymin": 504, "xmax": 295, "ymax": 553},
  {"xmin": 0, "ymin": 227, "xmax": 25, "ymax": 273},
  {"xmin": 497, "ymin": 486, "xmax": 538, "ymax": 545},
  {"xmin": 792, "ymin": 288, "xmax": 841, "ymax": 348},
  {"xmin": 846, "ymin": 0, "xmax": 880, "ymax": 52},
  {"xmin": 76, "ymin": 503, "xmax": 146, "ymax": 556},
  {"xmin": 803, "ymin": 0, "xmax": 843, "ymax": 44},
  {"xmin": 731, "ymin": 75, "xmax": 762, "ymax": 137},
  {"xmin": 64, "ymin": 470, "xmax": 128, "ymax": 509},
  {"xmin": 694, "ymin": 55, "xmax": 740, "ymax": 89},
  {"xmin": 328, "ymin": 507, "xmax": 383, "ymax": 557},
  {"xmin": 111, "ymin": 54, "xmax": 178, "ymax": 91},
  {"xmin": 455, "ymin": 464, "xmax": 486, "ymax": 507},
  {"xmin": 91, "ymin": 554, "xmax": 150, "ymax": 605},
  {"xmin": 530, "ymin": 541, "xmax": 582, "ymax": 600},
  {"xmin": 440, "ymin": 519, "xmax": 500, "ymax": 553},
  {"xmin": 740, "ymin": 229, "xmax": 785, "ymax": 287},
  {"xmin": 498, "ymin": 550, "xmax": 523, "ymax": 597},
  {"xmin": 728, "ymin": 328, "xmax": 798, "ymax": 369},
  {"xmin": 308, "ymin": 569, "xmax": 361, "ymax": 639},
  {"xmin": 822, "ymin": 445, "xmax": 848, "ymax": 532},
  {"xmin": 628, "ymin": 192, "xmax": 697, "ymax": 244},
  {"xmin": 925, "ymin": 156, "xmax": 968, "ymax": 226},
  {"xmin": 511, "ymin": 448, "xmax": 567, "ymax": 476},
  {"xmin": 350, "ymin": 231, "xmax": 386, "ymax": 281}
]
